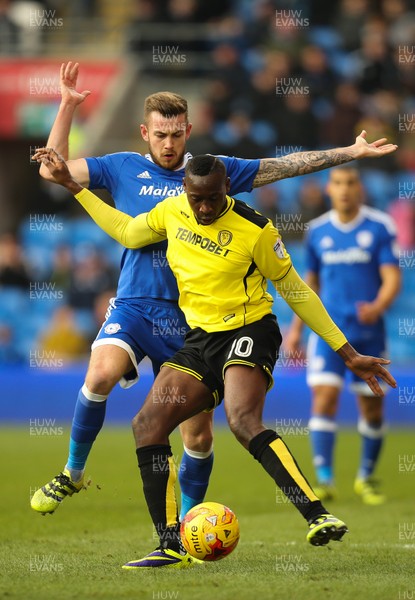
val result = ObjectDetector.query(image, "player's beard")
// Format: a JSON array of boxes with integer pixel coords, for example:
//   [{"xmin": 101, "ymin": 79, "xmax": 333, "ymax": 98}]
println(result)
[{"xmin": 147, "ymin": 145, "xmax": 186, "ymax": 171}]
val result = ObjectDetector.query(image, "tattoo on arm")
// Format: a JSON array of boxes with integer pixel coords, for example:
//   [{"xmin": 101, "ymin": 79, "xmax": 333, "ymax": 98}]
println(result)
[{"xmin": 253, "ymin": 150, "xmax": 355, "ymax": 187}]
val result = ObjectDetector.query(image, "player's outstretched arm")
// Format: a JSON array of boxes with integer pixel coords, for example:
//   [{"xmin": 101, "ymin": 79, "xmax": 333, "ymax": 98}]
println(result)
[
  {"xmin": 252, "ymin": 130, "xmax": 398, "ymax": 187},
  {"xmin": 274, "ymin": 266, "xmax": 396, "ymax": 395},
  {"xmin": 283, "ymin": 271, "xmax": 319, "ymax": 354},
  {"xmin": 33, "ymin": 147, "xmax": 165, "ymax": 249},
  {"xmin": 39, "ymin": 62, "xmax": 91, "ymax": 186}
]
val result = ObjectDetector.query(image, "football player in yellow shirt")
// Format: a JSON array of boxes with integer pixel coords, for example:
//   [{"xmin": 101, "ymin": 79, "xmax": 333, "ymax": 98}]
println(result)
[{"xmin": 34, "ymin": 147, "xmax": 397, "ymax": 570}]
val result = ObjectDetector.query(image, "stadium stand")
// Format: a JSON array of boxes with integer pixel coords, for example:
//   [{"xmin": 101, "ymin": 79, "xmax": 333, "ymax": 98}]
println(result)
[{"xmin": 0, "ymin": 0, "xmax": 414, "ymax": 377}]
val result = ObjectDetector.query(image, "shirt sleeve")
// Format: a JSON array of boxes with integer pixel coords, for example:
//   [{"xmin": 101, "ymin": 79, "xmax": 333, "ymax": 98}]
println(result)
[
  {"xmin": 217, "ymin": 156, "xmax": 261, "ymax": 194},
  {"xmin": 253, "ymin": 223, "xmax": 347, "ymax": 351},
  {"xmin": 274, "ymin": 266, "xmax": 347, "ymax": 351},
  {"xmin": 74, "ymin": 188, "xmax": 166, "ymax": 248},
  {"xmin": 377, "ymin": 222, "xmax": 399, "ymax": 266},
  {"xmin": 305, "ymin": 228, "xmax": 319, "ymax": 274},
  {"xmin": 85, "ymin": 153, "xmax": 127, "ymax": 193},
  {"xmin": 252, "ymin": 222, "xmax": 293, "ymax": 281}
]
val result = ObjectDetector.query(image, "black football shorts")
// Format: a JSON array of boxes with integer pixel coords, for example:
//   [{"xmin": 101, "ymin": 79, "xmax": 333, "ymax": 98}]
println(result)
[{"xmin": 162, "ymin": 313, "xmax": 282, "ymax": 409}]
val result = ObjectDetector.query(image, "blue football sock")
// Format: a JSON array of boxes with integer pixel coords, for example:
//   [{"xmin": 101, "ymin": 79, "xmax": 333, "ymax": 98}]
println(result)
[
  {"xmin": 357, "ymin": 419, "xmax": 385, "ymax": 480},
  {"xmin": 66, "ymin": 384, "xmax": 107, "ymax": 473},
  {"xmin": 309, "ymin": 416, "xmax": 337, "ymax": 485},
  {"xmin": 179, "ymin": 446, "xmax": 214, "ymax": 520}
]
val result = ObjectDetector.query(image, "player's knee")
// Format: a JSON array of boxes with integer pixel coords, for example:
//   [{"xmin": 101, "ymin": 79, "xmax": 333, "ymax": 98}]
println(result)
[
  {"xmin": 360, "ymin": 399, "xmax": 383, "ymax": 422},
  {"xmin": 132, "ymin": 410, "xmax": 149, "ymax": 437},
  {"xmin": 85, "ymin": 362, "xmax": 119, "ymax": 395},
  {"xmin": 227, "ymin": 409, "xmax": 258, "ymax": 447},
  {"xmin": 312, "ymin": 387, "xmax": 339, "ymax": 417},
  {"xmin": 132, "ymin": 410, "xmax": 161, "ymax": 445},
  {"xmin": 180, "ymin": 414, "xmax": 213, "ymax": 452},
  {"xmin": 182, "ymin": 430, "xmax": 213, "ymax": 454}
]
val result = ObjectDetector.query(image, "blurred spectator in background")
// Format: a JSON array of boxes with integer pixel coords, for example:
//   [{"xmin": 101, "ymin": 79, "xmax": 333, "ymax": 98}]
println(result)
[
  {"xmin": 211, "ymin": 43, "xmax": 251, "ymax": 96},
  {"xmin": 275, "ymin": 94, "xmax": 319, "ymax": 149},
  {"xmin": 165, "ymin": 0, "xmax": 199, "ymax": 23},
  {"xmin": 205, "ymin": 79, "xmax": 234, "ymax": 122},
  {"xmin": 187, "ymin": 101, "xmax": 221, "ymax": 156},
  {"xmin": 297, "ymin": 44, "xmax": 336, "ymax": 103},
  {"xmin": 215, "ymin": 112, "xmax": 269, "ymax": 158},
  {"xmin": 249, "ymin": 51, "xmax": 292, "ymax": 127},
  {"xmin": 164, "ymin": 0, "xmax": 206, "ymax": 70},
  {"xmin": 392, "ymin": 43, "xmax": 415, "ymax": 96},
  {"xmin": 125, "ymin": 0, "xmax": 167, "ymax": 67},
  {"xmin": 245, "ymin": 0, "xmax": 277, "ymax": 48},
  {"xmin": 37, "ymin": 305, "xmax": 89, "ymax": 362},
  {"xmin": 0, "ymin": 233, "xmax": 32, "ymax": 289},
  {"xmin": 389, "ymin": 199, "xmax": 415, "ymax": 250},
  {"xmin": 270, "ymin": 3, "xmax": 308, "ymax": 53},
  {"xmin": 297, "ymin": 179, "xmax": 327, "ymax": 224},
  {"xmin": 68, "ymin": 248, "xmax": 117, "ymax": 311},
  {"xmin": 321, "ymin": 82, "xmax": 362, "ymax": 147},
  {"xmin": 7, "ymin": 0, "xmax": 49, "ymax": 55},
  {"xmin": 384, "ymin": 0, "xmax": 415, "ymax": 47},
  {"xmin": 252, "ymin": 185, "xmax": 281, "ymax": 223},
  {"xmin": 331, "ymin": 0, "xmax": 370, "ymax": 51},
  {"xmin": 354, "ymin": 18, "xmax": 398, "ymax": 94},
  {"xmin": 249, "ymin": 67, "xmax": 281, "ymax": 125},
  {"xmin": 49, "ymin": 244, "xmax": 73, "ymax": 295}
]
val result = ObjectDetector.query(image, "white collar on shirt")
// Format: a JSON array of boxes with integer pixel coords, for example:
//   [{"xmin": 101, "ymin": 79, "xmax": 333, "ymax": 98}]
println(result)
[
  {"xmin": 329, "ymin": 207, "xmax": 365, "ymax": 232},
  {"xmin": 144, "ymin": 152, "xmax": 193, "ymax": 171}
]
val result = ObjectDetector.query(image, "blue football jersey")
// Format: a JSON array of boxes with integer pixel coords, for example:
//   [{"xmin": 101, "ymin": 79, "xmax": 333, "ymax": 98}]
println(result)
[
  {"xmin": 306, "ymin": 206, "xmax": 399, "ymax": 342},
  {"xmin": 86, "ymin": 152, "xmax": 260, "ymax": 300}
]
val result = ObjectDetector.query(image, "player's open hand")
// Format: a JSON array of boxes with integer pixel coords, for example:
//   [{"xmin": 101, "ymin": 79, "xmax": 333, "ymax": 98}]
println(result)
[
  {"xmin": 60, "ymin": 62, "xmax": 91, "ymax": 106},
  {"xmin": 356, "ymin": 301, "xmax": 382, "ymax": 325},
  {"xmin": 32, "ymin": 148, "xmax": 83, "ymax": 194},
  {"xmin": 344, "ymin": 353, "xmax": 397, "ymax": 396},
  {"xmin": 352, "ymin": 130, "xmax": 398, "ymax": 159},
  {"xmin": 282, "ymin": 328, "xmax": 303, "ymax": 355}
]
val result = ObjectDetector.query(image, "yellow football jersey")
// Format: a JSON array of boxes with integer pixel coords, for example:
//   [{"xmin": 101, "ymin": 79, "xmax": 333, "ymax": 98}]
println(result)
[
  {"xmin": 75, "ymin": 188, "xmax": 347, "ymax": 349},
  {"xmin": 144, "ymin": 194, "xmax": 292, "ymax": 331}
]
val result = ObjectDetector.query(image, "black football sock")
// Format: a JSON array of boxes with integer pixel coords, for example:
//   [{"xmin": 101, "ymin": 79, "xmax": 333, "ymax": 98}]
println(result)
[
  {"xmin": 136, "ymin": 445, "xmax": 184, "ymax": 553},
  {"xmin": 249, "ymin": 429, "xmax": 327, "ymax": 522}
]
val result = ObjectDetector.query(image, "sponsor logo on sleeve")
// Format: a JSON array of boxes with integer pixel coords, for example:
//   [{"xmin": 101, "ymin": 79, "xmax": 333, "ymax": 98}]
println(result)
[{"xmin": 273, "ymin": 239, "xmax": 285, "ymax": 259}]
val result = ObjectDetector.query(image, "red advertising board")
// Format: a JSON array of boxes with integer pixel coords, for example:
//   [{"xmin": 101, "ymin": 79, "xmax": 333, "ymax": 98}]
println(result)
[{"xmin": 0, "ymin": 59, "xmax": 121, "ymax": 138}]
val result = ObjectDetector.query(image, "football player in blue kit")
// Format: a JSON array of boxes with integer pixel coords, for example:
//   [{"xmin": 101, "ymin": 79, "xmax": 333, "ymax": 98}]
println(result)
[
  {"xmin": 31, "ymin": 62, "xmax": 398, "ymax": 517},
  {"xmin": 286, "ymin": 167, "xmax": 401, "ymax": 504}
]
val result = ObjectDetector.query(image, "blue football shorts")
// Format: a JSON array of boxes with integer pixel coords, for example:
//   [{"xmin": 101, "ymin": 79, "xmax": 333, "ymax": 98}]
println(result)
[
  {"xmin": 92, "ymin": 297, "xmax": 189, "ymax": 388},
  {"xmin": 306, "ymin": 332, "xmax": 388, "ymax": 396}
]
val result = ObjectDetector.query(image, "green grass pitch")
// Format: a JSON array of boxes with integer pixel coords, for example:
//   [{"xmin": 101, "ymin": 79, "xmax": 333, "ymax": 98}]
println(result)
[{"xmin": 1, "ymin": 425, "xmax": 413, "ymax": 600}]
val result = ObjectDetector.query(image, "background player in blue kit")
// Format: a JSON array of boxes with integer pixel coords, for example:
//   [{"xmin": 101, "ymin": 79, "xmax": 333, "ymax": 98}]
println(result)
[
  {"xmin": 31, "ymin": 62, "xmax": 398, "ymax": 518},
  {"xmin": 286, "ymin": 167, "xmax": 401, "ymax": 505}
]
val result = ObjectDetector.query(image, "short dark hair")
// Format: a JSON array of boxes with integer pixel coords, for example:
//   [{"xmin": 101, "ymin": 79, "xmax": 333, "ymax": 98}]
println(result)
[
  {"xmin": 329, "ymin": 165, "xmax": 360, "ymax": 180},
  {"xmin": 185, "ymin": 155, "xmax": 226, "ymax": 178},
  {"xmin": 144, "ymin": 91, "xmax": 188, "ymax": 122}
]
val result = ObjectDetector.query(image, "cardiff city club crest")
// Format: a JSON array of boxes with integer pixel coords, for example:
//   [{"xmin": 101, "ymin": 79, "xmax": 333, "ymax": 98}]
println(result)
[
  {"xmin": 218, "ymin": 230, "xmax": 233, "ymax": 247},
  {"xmin": 104, "ymin": 323, "xmax": 122, "ymax": 334}
]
